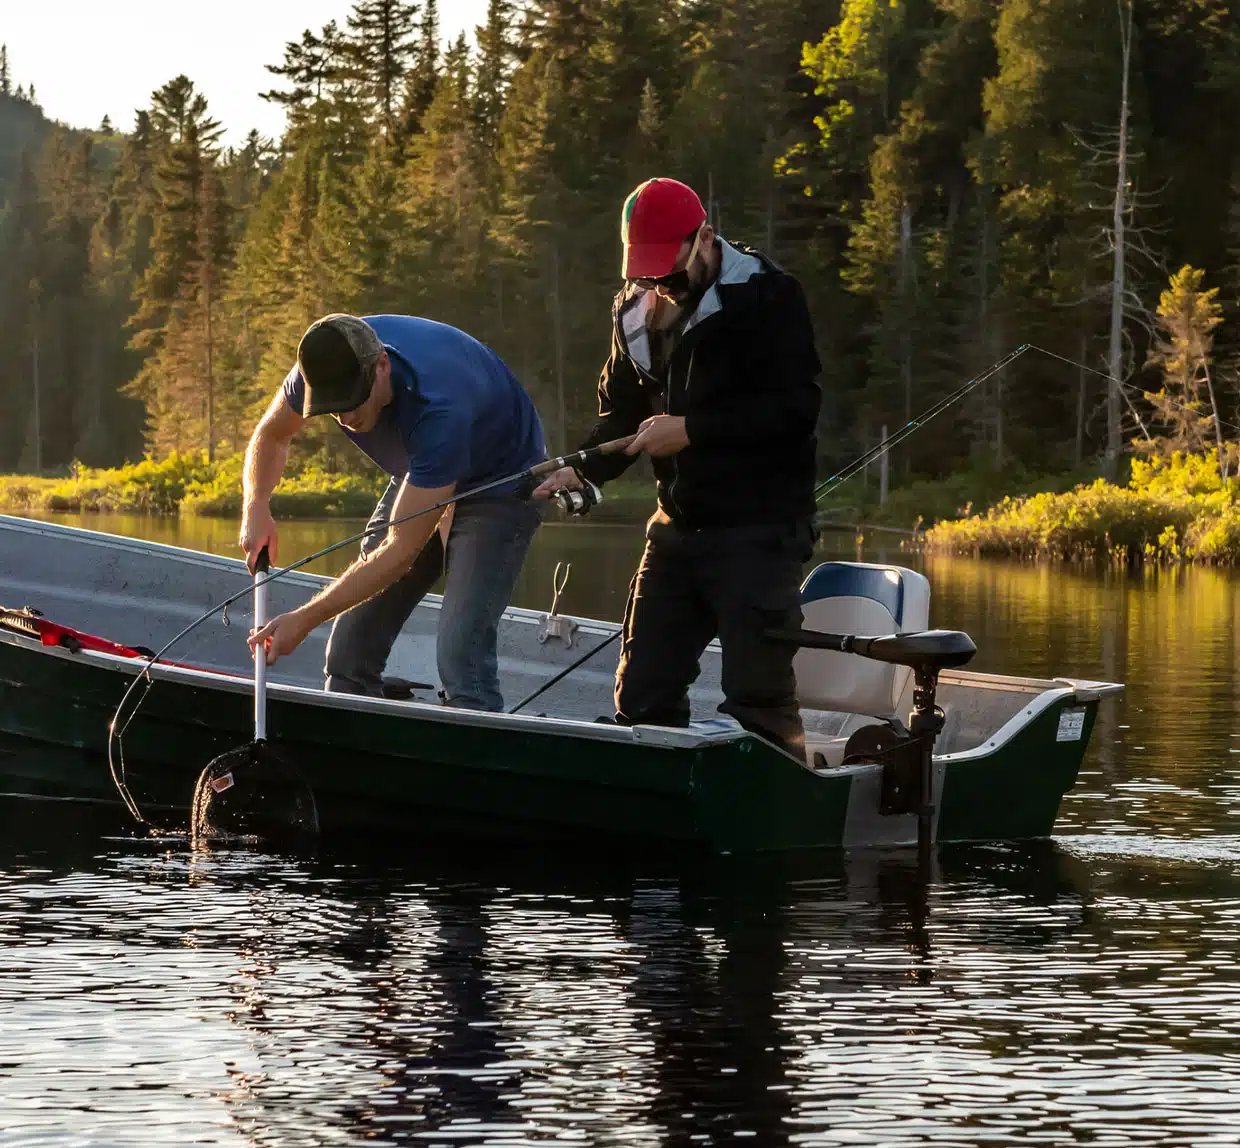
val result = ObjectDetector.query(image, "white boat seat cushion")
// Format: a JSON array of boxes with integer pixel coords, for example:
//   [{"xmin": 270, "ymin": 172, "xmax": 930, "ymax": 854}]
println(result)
[{"xmin": 795, "ymin": 562, "xmax": 931, "ymax": 719}]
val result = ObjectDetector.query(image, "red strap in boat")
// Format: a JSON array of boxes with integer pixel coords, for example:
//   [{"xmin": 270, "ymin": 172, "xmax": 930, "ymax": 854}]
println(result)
[
  {"xmin": 33, "ymin": 618, "xmax": 150, "ymax": 658},
  {"xmin": 0, "ymin": 607, "xmax": 224, "ymax": 675}
]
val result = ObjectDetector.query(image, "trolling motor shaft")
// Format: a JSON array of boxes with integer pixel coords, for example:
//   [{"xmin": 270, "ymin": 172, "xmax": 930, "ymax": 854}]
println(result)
[
  {"xmin": 907, "ymin": 665, "xmax": 947, "ymax": 853},
  {"xmin": 765, "ymin": 626, "xmax": 976, "ymax": 854}
]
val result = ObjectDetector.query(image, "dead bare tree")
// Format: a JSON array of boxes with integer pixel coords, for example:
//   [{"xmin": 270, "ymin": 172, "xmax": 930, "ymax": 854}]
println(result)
[{"xmin": 1105, "ymin": 0, "xmax": 1135, "ymax": 476}]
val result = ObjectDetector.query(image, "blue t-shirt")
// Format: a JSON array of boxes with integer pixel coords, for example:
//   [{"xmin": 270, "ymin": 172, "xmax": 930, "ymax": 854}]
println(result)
[{"xmin": 282, "ymin": 315, "xmax": 546, "ymax": 490}]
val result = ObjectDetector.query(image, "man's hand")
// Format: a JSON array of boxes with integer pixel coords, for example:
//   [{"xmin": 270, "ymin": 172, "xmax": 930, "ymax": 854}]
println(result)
[
  {"xmin": 249, "ymin": 610, "xmax": 311, "ymax": 667},
  {"xmin": 625, "ymin": 415, "xmax": 689, "ymax": 459},
  {"xmin": 240, "ymin": 503, "xmax": 279, "ymax": 574},
  {"xmin": 531, "ymin": 466, "xmax": 583, "ymax": 500}
]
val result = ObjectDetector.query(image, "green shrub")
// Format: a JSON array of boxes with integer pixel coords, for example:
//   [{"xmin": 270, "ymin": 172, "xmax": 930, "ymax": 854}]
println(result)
[
  {"xmin": 0, "ymin": 453, "xmax": 216, "ymax": 514},
  {"xmin": 924, "ymin": 451, "xmax": 1240, "ymax": 564},
  {"xmin": 2, "ymin": 452, "xmax": 388, "ymax": 518}
]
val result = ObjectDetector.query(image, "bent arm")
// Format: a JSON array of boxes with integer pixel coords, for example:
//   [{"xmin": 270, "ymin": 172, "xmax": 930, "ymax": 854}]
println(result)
[
  {"xmin": 290, "ymin": 478, "xmax": 453, "ymax": 632},
  {"xmin": 575, "ymin": 329, "xmax": 656, "ymax": 486},
  {"xmin": 244, "ymin": 390, "xmax": 303, "ymax": 509}
]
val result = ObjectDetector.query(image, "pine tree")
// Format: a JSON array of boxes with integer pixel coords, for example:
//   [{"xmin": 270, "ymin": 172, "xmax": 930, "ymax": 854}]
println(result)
[
  {"xmin": 403, "ymin": 34, "xmax": 486, "ymax": 324},
  {"xmin": 345, "ymin": 0, "xmax": 420, "ymax": 140},
  {"xmin": 1143, "ymin": 265, "xmax": 1228, "ymax": 475},
  {"xmin": 494, "ymin": 0, "xmax": 621, "ymax": 450},
  {"xmin": 0, "ymin": 151, "xmax": 45, "ymax": 468},
  {"xmin": 262, "ymin": 20, "xmax": 360, "ymax": 144},
  {"xmin": 631, "ymin": 78, "xmax": 663, "ymax": 177},
  {"xmin": 785, "ymin": 0, "xmax": 926, "ymax": 215},
  {"xmin": 401, "ymin": 0, "xmax": 440, "ymax": 137},
  {"xmin": 263, "ymin": 24, "xmax": 340, "ymax": 110},
  {"xmin": 1211, "ymin": 183, "xmax": 1240, "ymax": 457},
  {"xmin": 81, "ymin": 108, "xmax": 162, "ymax": 465},
  {"xmin": 40, "ymin": 133, "xmax": 102, "ymax": 467},
  {"xmin": 472, "ymin": 0, "xmax": 515, "ymax": 154},
  {"xmin": 0, "ymin": 44, "xmax": 10, "ymax": 96},
  {"xmin": 980, "ymin": 0, "xmax": 1140, "ymax": 468},
  {"xmin": 125, "ymin": 76, "xmax": 233, "ymax": 457}
]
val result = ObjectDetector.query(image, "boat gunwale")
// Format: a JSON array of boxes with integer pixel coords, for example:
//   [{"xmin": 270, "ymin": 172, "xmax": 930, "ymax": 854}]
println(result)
[
  {"xmin": 0, "ymin": 626, "xmax": 746, "ymax": 751},
  {"xmin": 0, "ymin": 625, "xmax": 1119, "ymax": 766},
  {"xmin": 1, "ymin": 514, "xmax": 1125, "ymax": 769},
  {"xmin": 3, "ymin": 517, "xmax": 1128, "ymax": 698}
]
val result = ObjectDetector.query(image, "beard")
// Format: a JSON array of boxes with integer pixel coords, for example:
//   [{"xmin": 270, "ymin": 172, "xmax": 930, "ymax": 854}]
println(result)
[{"xmin": 671, "ymin": 276, "xmax": 709, "ymax": 315}]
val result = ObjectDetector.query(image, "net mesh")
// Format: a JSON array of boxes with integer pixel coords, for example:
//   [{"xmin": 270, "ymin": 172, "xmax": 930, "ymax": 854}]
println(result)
[{"xmin": 191, "ymin": 740, "xmax": 319, "ymax": 844}]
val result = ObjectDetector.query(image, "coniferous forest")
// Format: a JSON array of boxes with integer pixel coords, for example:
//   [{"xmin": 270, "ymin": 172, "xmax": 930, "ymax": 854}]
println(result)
[{"xmin": 1, "ymin": 1, "xmax": 1239, "ymax": 487}]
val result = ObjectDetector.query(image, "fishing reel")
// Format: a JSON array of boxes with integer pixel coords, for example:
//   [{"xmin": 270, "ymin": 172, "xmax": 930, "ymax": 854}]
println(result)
[{"xmin": 555, "ymin": 472, "xmax": 602, "ymax": 517}]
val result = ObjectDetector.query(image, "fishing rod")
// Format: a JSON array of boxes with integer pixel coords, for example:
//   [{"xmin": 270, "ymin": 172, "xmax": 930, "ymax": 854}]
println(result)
[
  {"xmin": 515, "ymin": 346, "xmax": 1075, "ymax": 715},
  {"xmin": 110, "ymin": 340, "xmax": 1168, "ymax": 821},
  {"xmin": 513, "ymin": 357, "xmax": 1035, "ymax": 715},
  {"xmin": 515, "ymin": 341, "xmax": 1177, "ymax": 719},
  {"xmin": 817, "ymin": 341, "xmax": 1174, "ymax": 508},
  {"xmin": 106, "ymin": 434, "xmax": 637, "ymax": 827},
  {"xmin": 815, "ymin": 345, "xmax": 1031, "ymax": 503}
]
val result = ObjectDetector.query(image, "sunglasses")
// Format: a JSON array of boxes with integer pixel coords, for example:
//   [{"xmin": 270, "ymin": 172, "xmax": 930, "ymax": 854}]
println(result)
[{"xmin": 629, "ymin": 228, "xmax": 703, "ymax": 293}]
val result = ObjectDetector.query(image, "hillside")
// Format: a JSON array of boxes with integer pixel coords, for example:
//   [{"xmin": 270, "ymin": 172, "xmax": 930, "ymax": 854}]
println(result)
[{"xmin": 0, "ymin": 90, "xmax": 52, "ymax": 208}]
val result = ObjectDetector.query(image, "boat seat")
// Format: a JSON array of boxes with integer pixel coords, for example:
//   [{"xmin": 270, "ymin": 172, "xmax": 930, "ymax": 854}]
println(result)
[{"xmin": 795, "ymin": 561, "xmax": 932, "ymax": 768}]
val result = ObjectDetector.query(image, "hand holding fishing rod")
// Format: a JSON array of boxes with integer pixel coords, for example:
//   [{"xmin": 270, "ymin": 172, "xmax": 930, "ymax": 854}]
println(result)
[{"xmin": 108, "ymin": 434, "xmax": 641, "ymax": 821}]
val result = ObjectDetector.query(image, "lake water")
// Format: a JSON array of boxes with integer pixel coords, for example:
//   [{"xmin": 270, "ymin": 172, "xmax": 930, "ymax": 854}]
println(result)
[{"xmin": 2, "ymin": 511, "xmax": 1240, "ymax": 1144}]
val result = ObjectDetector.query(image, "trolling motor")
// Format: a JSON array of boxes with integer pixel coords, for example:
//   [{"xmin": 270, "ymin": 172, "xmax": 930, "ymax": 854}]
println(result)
[{"xmin": 765, "ymin": 626, "xmax": 977, "ymax": 854}]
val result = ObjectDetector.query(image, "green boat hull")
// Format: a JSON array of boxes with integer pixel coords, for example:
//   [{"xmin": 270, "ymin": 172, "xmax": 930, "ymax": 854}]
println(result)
[{"xmin": 0, "ymin": 634, "xmax": 1101, "ymax": 852}]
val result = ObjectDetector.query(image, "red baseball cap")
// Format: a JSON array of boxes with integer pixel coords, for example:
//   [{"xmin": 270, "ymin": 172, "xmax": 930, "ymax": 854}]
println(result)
[{"xmin": 620, "ymin": 178, "xmax": 707, "ymax": 279}]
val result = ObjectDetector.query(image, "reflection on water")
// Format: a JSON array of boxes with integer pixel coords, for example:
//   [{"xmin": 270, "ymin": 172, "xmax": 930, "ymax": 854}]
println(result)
[
  {"xmin": 5, "ymin": 513, "xmax": 1240, "ymax": 1142},
  {"xmin": 1, "ymin": 798, "xmax": 1239, "ymax": 1145}
]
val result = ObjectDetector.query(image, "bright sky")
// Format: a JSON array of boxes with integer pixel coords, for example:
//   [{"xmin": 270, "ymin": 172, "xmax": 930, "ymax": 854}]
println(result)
[{"xmin": 2, "ymin": 0, "xmax": 491, "ymax": 145}]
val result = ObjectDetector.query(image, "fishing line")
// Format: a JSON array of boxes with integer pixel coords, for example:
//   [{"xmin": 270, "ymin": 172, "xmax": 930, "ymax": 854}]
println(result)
[
  {"xmin": 106, "ymin": 437, "xmax": 635, "ymax": 827},
  {"xmin": 1025, "ymin": 343, "xmax": 1240, "ymax": 439},
  {"xmin": 815, "ymin": 345, "xmax": 1031, "ymax": 503},
  {"xmin": 814, "ymin": 339, "xmax": 1200, "ymax": 510},
  {"xmin": 1024, "ymin": 344, "xmax": 1158, "ymax": 440},
  {"xmin": 108, "ymin": 338, "xmax": 1187, "ymax": 825}
]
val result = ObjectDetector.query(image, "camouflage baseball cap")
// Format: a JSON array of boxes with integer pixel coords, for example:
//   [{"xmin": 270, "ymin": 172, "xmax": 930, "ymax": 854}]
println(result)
[{"xmin": 297, "ymin": 314, "xmax": 385, "ymax": 417}]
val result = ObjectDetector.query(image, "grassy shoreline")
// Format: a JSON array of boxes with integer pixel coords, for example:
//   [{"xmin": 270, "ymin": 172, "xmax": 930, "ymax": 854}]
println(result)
[
  {"xmin": 921, "ymin": 453, "xmax": 1240, "ymax": 565},
  {"xmin": 14, "ymin": 450, "xmax": 1233, "ymax": 564},
  {"xmin": 0, "ymin": 452, "xmax": 656, "ymax": 520}
]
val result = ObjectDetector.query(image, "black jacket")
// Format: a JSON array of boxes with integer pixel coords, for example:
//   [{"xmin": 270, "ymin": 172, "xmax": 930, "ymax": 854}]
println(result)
[{"xmin": 576, "ymin": 239, "xmax": 822, "ymax": 528}]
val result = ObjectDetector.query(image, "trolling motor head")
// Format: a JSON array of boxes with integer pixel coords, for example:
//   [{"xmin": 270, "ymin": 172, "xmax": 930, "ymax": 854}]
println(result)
[{"xmin": 765, "ymin": 625, "xmax": 977, "ymax": 854}]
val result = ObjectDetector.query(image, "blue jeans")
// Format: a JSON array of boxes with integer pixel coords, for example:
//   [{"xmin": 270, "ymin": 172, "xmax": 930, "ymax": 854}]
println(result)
[{"xmin": 324, "ymin": 480, "xmax": 542, "ymax": 711}]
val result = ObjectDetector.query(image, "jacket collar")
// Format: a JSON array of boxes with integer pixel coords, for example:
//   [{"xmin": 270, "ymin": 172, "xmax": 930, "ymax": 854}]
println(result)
[{"xmin": 614, "ymin": 238, "xmax": 765, "ymax": 373}]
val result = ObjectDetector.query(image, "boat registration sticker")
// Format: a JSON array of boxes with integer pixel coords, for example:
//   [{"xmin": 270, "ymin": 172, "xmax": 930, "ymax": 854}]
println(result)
[
  {"xmin": 1056, "ymin": 708, "xmax": 1086, "ymax": 742},
  {"xmin": 211, "ymin": 772, "xmax": 235, "ymax": 793}
]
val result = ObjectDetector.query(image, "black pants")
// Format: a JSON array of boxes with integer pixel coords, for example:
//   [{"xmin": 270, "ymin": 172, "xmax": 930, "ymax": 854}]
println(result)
[{"xmin": 615, "ymin": 510, "xmax": 813, "ymax": 760}]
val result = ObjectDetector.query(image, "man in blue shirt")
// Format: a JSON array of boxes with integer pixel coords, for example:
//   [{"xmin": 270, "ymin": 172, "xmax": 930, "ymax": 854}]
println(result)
[{"xmin": 240, "ymin": 313, "xmax": 546, "ymax": 712}]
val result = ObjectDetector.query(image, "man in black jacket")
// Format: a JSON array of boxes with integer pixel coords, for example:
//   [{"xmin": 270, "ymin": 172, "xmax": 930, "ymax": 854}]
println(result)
[{"xmin": 533, "ymin": 177, "xmax": 822, "ymax": 759}]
